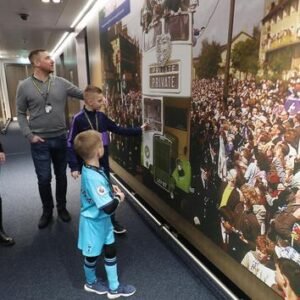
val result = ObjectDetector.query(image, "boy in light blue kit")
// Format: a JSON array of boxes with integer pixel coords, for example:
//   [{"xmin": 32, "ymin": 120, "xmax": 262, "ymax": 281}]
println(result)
[{"xmin": 74, "ymin": 130, "xmax": 136, "ymax": 299}]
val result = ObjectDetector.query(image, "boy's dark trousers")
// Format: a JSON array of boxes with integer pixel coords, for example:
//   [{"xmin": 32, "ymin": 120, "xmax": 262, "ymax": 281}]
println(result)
[{"xmin": 0, "ymin": 197, "xmax": 15, "ymax": 246}]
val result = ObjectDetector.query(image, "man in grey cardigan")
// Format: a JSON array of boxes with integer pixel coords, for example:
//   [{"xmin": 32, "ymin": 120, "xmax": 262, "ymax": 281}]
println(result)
[{"xmin": 16, "ymin": 49, "xmax": 83, "ymax": 229}]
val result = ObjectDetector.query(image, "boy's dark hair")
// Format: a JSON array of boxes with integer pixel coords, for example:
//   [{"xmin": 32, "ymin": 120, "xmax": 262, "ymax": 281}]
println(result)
[
  {"xmin": 28, "ymin": 49, "xmax": 46, "ymax": 64},
  {"xmin": 84, "ymin": 85, "xmax": 103, "ymax": 94},
  {"xmin": 74, "ymin": 130, "xmax": 103, "ymax": 161},
  {"xmin": 276, "ymin": 258, "xmax": 300, "ymax": 296}
]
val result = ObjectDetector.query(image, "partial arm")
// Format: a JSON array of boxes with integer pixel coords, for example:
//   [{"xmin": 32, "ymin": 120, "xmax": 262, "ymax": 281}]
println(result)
[
  {"xmin": 67, "ymin": 116, "xmax": 81, "ymax": 173},
  {"xmin": 61, "ymin": 77, "xmax": 84, "ymax": 99},
  {"xmin": 105, "ymin": 114, "xmax": 142, "ymax": 136},
  {"xmin": 16, "ymin": 83, "xmax": 33, "ymax": 140}
]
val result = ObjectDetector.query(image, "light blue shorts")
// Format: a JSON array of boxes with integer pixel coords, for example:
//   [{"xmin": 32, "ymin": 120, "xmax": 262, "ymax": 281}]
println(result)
[{"xmin": 78, "ymin": 216, "xmax": 114, "ymax": 257}]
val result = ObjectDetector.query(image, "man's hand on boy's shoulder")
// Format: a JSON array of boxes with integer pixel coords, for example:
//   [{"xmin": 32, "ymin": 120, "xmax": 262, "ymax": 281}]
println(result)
[{"xmin": 71, "ymin": 170, "xmax": 80, "ymax": 179}]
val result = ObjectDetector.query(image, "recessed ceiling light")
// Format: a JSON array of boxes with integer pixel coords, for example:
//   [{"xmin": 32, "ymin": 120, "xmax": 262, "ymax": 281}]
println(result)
[{"xmin": 41, "ymin": 0, "xmax": 61, "ymax": 3}]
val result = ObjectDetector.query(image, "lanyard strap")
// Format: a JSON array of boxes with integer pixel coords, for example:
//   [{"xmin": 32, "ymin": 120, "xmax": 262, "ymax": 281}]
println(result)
[
  {"xmin": 84, "ymin": 110, "xmax": 99, "ymax": 131},
  {"xmin": 31, "ymin": 76, "xmax": 52, "ymax": 103}
]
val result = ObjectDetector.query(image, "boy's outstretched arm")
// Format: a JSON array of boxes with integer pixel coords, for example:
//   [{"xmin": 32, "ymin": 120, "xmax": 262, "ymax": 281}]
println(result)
[{"xmin": 105, "ymin": 113, "xmax": 143, "ymax": 136}]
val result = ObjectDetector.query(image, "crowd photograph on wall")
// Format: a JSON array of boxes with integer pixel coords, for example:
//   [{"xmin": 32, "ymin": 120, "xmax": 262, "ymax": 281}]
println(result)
[{"xmin": 99, "ymin": 0, "xmax": 300, "ymax": 297}]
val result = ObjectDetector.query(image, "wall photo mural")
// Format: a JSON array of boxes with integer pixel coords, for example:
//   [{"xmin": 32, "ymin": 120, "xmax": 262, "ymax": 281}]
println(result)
[{"xmin": 99, "ymin": 0, "xmax": 300, "ymax": 298}]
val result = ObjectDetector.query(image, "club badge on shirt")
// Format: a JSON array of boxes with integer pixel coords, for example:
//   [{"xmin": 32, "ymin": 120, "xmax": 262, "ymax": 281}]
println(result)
[{"xmin": 97, "ymin": 186, "xmax": 106, "ymax": 195}]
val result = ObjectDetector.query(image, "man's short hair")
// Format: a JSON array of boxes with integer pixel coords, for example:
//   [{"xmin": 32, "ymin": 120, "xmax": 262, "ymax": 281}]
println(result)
[
  {"xmin": 28, "ymin": 49, "xmax": 46, "ymax": 64},
  {"xmin": 74, "ymin": 130, "xmax": 103, "ymax": 161}
]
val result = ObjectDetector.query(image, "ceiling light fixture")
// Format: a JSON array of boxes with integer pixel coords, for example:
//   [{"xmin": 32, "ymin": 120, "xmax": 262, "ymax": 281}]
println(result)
[
  {"xmin": 50, "ymin": 32, "xmax": 69, "ymax": 55},
  {"xmin": 70, "ymin": 0, "xmax": 95, "ymax": 28},
  {"xmin": 73, "ymin": 0, "xmax": 110, "ymax": 31},
  {"xmin": 41, "ymin": 0, "xmax": 61, "ymax": 3},
  {"xmin": 51, "ymin": 32, "xmax": 75, "ymax": 58},
  {"xmin": 51, "ymin": 0, "xmax": 109, "ymax": 57}
]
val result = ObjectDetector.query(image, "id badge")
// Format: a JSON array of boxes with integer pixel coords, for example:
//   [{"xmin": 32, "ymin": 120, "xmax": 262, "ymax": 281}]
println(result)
[{"xmin": 45, "ymin": 104, "xmax": 52, "ymax": 114}]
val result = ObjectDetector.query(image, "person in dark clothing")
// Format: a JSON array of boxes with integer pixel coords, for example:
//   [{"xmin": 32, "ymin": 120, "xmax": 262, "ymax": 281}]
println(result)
[
  {"xmin": 67, "ymin": 85, "xmax": 147, "ymax": 234},
  {"xmin": 188, "ymin": 164, "xmax": 218, "ymax": 234},
  {"xmin": 273, "ymin": 187, "xmax": 300, "ymax": 251},
  {"xmin": 0, "ymin": 141, "xmax": 15, "ymax": 246}
]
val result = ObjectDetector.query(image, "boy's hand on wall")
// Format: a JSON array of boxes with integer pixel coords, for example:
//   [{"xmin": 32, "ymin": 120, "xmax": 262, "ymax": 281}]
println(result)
[{"xmin": 141, "ymin": 122, "xmax": 149, "ymax": 131}]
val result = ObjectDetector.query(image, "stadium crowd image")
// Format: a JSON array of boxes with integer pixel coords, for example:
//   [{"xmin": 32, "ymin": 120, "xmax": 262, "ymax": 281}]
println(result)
[{"xmin": 1, "ymin": 0, "xmax": 300, "ymax": 299}]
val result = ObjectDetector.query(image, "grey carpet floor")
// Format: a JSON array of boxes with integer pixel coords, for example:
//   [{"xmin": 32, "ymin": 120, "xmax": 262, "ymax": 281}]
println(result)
[{"xmin": 0, "ymin": 123, "xmax": 222, "ymax": 300}]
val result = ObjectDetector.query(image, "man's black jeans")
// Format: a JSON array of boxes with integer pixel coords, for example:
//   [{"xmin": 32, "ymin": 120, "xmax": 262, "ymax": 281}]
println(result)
[{"xmin": 31, "ymin": 134, "xmax": 67, "ymax": 213}]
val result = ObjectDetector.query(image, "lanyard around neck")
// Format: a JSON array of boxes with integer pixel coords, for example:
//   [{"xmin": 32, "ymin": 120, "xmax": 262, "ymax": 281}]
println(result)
[
  {"xmin": 84, "ymin": 109, "xmax": 99, "ymax": 131},
  {"xmin": 31, "ymin": 76, "xmax": 51, "ymax": 103}
]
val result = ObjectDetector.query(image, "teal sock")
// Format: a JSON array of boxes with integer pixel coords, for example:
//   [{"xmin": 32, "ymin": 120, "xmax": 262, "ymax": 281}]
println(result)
[
  {"xmin": 104, "ymin": 256, "xmax": 119, "ymax": 290},
  {"xmin": 84, "ymin": 257, "xmax": 97, "ymax": 285}
]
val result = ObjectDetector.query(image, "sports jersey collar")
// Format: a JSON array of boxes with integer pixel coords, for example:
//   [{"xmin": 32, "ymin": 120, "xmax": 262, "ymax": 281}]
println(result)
[
  {"xmin": 84, "ymin": 163, "xmax": 101, "ymax": 172},
  {"xmin": 84, "ymin": 163, "xmax": 108, "ymax": 177}
]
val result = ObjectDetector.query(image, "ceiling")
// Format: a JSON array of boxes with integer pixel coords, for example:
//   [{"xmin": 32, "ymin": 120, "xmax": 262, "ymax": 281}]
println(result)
[{"xmin": 0, "ymin": 0, "xmax": 89, "ymax": 60}]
